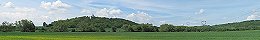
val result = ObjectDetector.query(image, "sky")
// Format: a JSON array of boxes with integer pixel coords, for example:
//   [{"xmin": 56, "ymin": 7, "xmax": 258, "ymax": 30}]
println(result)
[{"xmin": 1, "ymin": 0, "xmax": 260, "ymax": 26}]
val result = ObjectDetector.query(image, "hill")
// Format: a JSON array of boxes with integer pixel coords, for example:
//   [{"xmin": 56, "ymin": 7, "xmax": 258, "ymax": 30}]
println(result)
[
  {"xmin": 211, "ymin": 20, "xmax": 260, "ymax": 31},
  {"xmin": 47, "ymin": 15, "xmax": 140, "ymax": 32}
]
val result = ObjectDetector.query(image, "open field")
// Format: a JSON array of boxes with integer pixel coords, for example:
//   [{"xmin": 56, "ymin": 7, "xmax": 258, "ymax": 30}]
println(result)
[{"xmin": 0, "ymin": 31, "xmax": 260, "ymax": 40}]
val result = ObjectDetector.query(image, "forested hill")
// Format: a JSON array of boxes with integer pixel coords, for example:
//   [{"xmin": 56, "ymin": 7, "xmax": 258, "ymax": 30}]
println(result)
[
  {"xmin": 46, "ymin": 15, "xmax": 142, "ymax": 32},
  {"xmin": 211, "ymin": 20, "xmax": 260, "ymax": 30},
  {"xmin": 214, "ymin": 20, "xmax": 260, "ymax": 27},
  {"xmin": 157, "ymin": 20, "xmax": 260, "ymax": 32},
  {"xmin": 50, "ymin": 16, "xmax": 139, "ymax": 27}
]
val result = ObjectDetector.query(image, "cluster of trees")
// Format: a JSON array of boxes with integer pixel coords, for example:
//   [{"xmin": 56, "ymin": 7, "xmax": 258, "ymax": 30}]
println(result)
[
  {"xmin": 0, "ymin": 21, "xmax": 15, "ymax": 32},
  {"xmin": 0, "ymin": 20, "xmax": 35, "ymax": 32},
  {"xmin": 121, "ymin": 24, "xmax": 158, "ymax": 32},
  {"xmin": 1, "ymin": 16, "xmax": 260, "ymax": 32},
  {"xmin": 159, "ymin": 24, "xmax": 216, "ymax": 32}
]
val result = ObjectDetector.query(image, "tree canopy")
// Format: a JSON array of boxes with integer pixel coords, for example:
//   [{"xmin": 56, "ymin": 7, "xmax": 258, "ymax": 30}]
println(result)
[{"xmin": 15, "ymin": 19, "xmax": 36, "ymax": 32}]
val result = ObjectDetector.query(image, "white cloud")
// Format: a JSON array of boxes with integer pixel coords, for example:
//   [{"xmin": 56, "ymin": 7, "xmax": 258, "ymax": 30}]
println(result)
[
  {"xmin": 40, "ymin": 0, "xmax": 72, "ymax": 14},
  {"xmin": 196, "ymin": 9, "xmax": 205, "ymax": 14},
  {"xmin": 246, "ymin": 15, "xmax": 259, "ymax": 20},
  {"xmin": 81, "ymin": 8, "xmax": 153, "ymax": 24},
  {"xmin": 52, "ymin": 0, "xmax": 71, "ymax": 8},
  {"xmin": 81, "ymin": 8, "xmax": 124, "ymax": 18},
  {"xmin": 159, "ymin": 21, "xmax": 167, "ymax": 24},
  {"xmin": 126, "ymin": 11, "xmax": 152, "ymax": 23},
  {"xmin": 0, "ymin": 7, "xmax": 68, "ymax": 25},
  {"xmin": 40, "ymin": 1, "xmax": 52, "ymax": 9},
  {"xmin": 0, "ymin": 2, "xmax": 54, "ymax": 25},
  {"xmin": 47, "ymin": 9, "xmax": 67, "ymax": 14},
  {"xmin": 246, "ymin": 9, "xmax": 260, "ymax": 20},
  {"xmin": 0, "ymin": 7, "xmax": 38, "ymax": 22},
  {"xmin": 2, "ymin": 2, "xmax": 14, "ymax": 8},
  {"xmin": 96, "ymin": 8, "xmax": 123, "ymax": 18},
  {"xmin": 81, "ymin": 9, "xmax": 92, "ymax": 14},
  {"xmin": 15, "ymin": 7, "xmax": 37, "ymax": 14}
]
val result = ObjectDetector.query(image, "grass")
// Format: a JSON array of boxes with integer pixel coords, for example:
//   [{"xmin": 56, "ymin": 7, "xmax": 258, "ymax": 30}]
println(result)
[{"xmin": 0, "ymin": 31, "xmax": 260, "ymax": 40}]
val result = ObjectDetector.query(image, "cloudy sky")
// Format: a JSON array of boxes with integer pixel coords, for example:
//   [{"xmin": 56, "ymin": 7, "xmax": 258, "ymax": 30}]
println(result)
[{"xmin": 1, "ymin": 0, "xmax": 260, "ymax": 26}]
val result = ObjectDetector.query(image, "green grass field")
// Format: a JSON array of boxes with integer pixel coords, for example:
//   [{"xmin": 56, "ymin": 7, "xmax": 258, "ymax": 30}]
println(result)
[{"xmin": 0, "ymin": 31, "xmax": 260, "ymax": 40}]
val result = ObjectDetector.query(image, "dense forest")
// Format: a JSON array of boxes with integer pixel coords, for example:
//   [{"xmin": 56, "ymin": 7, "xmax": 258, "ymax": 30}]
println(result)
[{"xmin": 0, "ymin": 15, "xmax": 260, "ymax": 32}]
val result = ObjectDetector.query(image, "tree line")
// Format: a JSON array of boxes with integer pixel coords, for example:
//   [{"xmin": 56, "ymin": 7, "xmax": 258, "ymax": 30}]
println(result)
[
  {"xmin": 0, "ymin": 16, "xmax": 260, "ymax": 32},
  {"xmin": 0, "ymin": 19, "xmax": 35, "ymax": 32}
]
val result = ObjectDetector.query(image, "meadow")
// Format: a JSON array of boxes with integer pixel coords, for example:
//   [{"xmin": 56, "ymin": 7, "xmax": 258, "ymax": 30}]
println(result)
[{"xmin": 0, "ymin": 31, "xmax": 259, "ymax": 40}]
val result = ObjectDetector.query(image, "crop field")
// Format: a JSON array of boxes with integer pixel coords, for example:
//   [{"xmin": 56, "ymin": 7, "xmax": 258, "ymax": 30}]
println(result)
[{"xmin": 0, "ymin": 31, "xmax": 259, "ymax": 40}]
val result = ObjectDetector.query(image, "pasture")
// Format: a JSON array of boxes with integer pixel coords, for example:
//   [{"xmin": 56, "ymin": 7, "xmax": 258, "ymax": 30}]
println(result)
[{"xmin": 0, "ymin": 31, "xmax": 259, "ymax": 40}]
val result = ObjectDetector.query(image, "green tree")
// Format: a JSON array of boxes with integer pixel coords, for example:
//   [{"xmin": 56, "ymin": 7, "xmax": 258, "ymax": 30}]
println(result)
[
  {"xmin": 111, "ymin": 26, "xmax": 117, "ymax": 32},
  {"xmin": 77, "ymin": 23, "xmax": 94, "ymax": 32},
  {"xmin": 0, "ymin": 21, "xmax": 15, "ymax": 32},
  {"xmin": 159, "ymin": 24, "xmax": 174, "ymax": 32},
  {"xmin": 131, "ymin": 25, "xmax": 142, "ymax": 32},
  {"xmin": 121, "ymin": 24, "xmax": 134, "ymax": 32},
  {"xmin": 15, "ymin": 19, "xmax": 36, "ymax": 32},
  {"xmin": 43, "ymin": 22, "xmax": 47, "ymax": 27},
  {"xmin": 139, "ymin": 23, "xmax": 157, "ymax": 32},
  {"xmin": 49, "ymin": 21, "xmax": 70, "ymax": 32}
]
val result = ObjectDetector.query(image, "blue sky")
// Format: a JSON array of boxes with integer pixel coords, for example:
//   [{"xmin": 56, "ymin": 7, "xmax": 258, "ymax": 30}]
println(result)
[{"xmin": 0, "ymin": 0, "xmax": 260, "ymax": 26}]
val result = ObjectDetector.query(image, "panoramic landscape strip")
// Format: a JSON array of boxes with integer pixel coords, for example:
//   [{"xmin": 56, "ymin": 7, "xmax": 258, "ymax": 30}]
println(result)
[
  {"xmin": 0, "ymin": 16, "xmax": 258, "ymax": 40},
  {"xmin": 0, "ymin": 16, "xmax": 259, "ymax": 32},
  {"xmin": 1, "ymin": 0, "xmax": 260, "ymax": 40}
]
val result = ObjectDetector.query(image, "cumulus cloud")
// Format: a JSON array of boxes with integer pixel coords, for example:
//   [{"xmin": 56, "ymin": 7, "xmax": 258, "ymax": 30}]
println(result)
[
  {"xmin": 0, "ymin": 2, "xmax": 54, "ymax": 25},
  {"xmin": 40, "ymin": 0, "xmax": 72, "ymax": 14},
  {"xmin": 81, "ymin": 8, "xmax": 153, "ymax": 24},
  {"xmin": 81, "ymin": 8, "xmax": 124, "ymax": 18},
  {"xmin": 40, "ymin": 1, "xmax": 52, "ymax": 9},
  {"xmin": 0, "ymin": 7, "xmax": 38, "ymax": 22},
  {"xmin": 96, "ymin": 8, "xmax": 123, "ymax": 18},
  {"xmin": 2, "ymin": 2, "xmax": 14, "ymax": 8},
  {"xmin": 246, "ymin": 15, "xmax": 259, "ymax": 20},
  {"xmin": 15, "ymin": 7, "xmax": 37, "ymax": 14},
  {"xmin": 0, "ymin": 7, "xmax": 67, "ymax": 25},
  {"xmin": 246, "ymin": 9, "xmax": 260, "ymax": 20},
  {"xmin": 81, "ymin": 9, "xmax": 92, "ymax": 14},
  {"xmin": 0, "ymin": 2, "xmax": 37, "ymax": 20},
  {"xmin": 126, "ymin": 11, "xmax": 152, "ymax": 23}
]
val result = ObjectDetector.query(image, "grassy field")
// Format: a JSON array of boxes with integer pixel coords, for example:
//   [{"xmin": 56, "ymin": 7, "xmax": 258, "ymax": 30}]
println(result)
[{"xmin": 0, "ymin": 31, "xmax": 260, "ymax": 40}]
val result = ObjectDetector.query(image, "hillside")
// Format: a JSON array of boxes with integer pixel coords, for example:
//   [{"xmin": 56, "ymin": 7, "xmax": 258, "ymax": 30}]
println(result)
[
  {"xmin": 211, "ymin": 20, "xmax": 260, "ymax": 31},
  {"xmin": 47, "ymin": 15, "xmax": 140, "ymax": 32}
]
